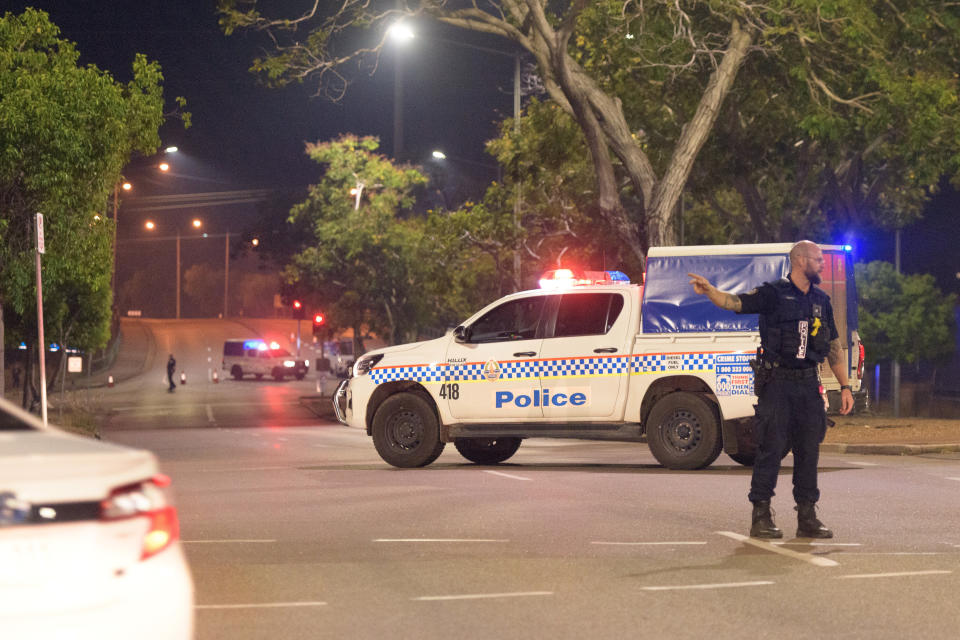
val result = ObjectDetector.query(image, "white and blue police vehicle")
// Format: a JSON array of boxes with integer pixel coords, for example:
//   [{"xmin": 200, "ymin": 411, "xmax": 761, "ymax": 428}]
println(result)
[{"xmin": 334, "ymin": 243, "xmax": 865, "ymax": 469}]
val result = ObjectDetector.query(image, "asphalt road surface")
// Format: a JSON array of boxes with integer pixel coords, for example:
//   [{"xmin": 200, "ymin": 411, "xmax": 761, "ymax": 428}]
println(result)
[{"xmin": 97, "ymin": 320, "xmax": 960, "ymax": 639}]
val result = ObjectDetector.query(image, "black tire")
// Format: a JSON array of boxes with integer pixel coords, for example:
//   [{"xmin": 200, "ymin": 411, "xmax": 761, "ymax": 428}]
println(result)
[
  {"xmin": 231, "ymin": 366, "xmax": 243, "ymax": 381},
  {"xmin": 272, "ymin": 368, "xmax": 284, "ymax": 381},
  {"xmin": 372, "ymin": 393, "xmax": 445, "ymax": 468},
  {"xmin": 646, "ymin": 392, "xmax": 723, "ymax": 470},
  {"xmin": 254, "ymin": 373, "xmax": 263, "ymax": 380},
  {"xmin": 454, "ymin": 438, "xmax": 522, "ymax": 464},
  {"xmin": 728, "ymin": 446, "xmax": 792, "ymax": 467},
  {"xmin": 295, "ymin": 373, "xmax": 306, "ymax": 381}
]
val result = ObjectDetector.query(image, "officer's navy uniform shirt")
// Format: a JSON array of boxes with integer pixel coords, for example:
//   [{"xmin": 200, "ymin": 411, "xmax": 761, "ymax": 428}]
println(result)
[{"xmin": 736, "ymin": 275, "xmax": 838, "ymax": 370}]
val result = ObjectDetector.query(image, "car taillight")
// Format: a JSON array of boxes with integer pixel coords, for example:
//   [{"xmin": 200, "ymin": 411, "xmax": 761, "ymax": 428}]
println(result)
[
  {"xmin": 101, "ymin": 474, "xmax": 180, "ymax": 560},
  {"xmin": 857, "ymin": 344, "xmax": 865, "ymax": 379}
]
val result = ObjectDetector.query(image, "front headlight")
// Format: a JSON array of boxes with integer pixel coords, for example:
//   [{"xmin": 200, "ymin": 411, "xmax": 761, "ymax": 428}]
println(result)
[
  {"xmin": 353, "ymin": 353, "xmax": 384, "ymax": 377},
  {"xmin": 283, "ymin": 360, "xmax": 296, "ymax": 368}
]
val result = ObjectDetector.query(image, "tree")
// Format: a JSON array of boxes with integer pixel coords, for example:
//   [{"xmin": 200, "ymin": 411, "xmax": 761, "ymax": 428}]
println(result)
[
  {"xmin": 220, "ymin": 1, "xmax": 960, "ymax": 267},
  {"xmin": 182, "ymin": 264, "xmax": 224, "ymax": 317},
  {"xmin": 855, "ymin": 261, "xmax": 957, "ymax": 371},
  {"xmin": 288, "ymin": 135, "xmax": 472, "ymax": 346},
  {"xmin": 1, "ymin": 8, "xmax": 167, "ymax": 401}
]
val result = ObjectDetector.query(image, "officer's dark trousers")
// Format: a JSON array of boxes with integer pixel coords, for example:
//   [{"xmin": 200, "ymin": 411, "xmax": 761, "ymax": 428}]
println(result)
[{"xmin": 748, "ymin": 377, "xmax": 827, "ymax": 504}]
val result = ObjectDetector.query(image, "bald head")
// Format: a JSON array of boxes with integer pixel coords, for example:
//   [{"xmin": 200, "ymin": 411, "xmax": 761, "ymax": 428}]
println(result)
[{"xmin": 789, "ymin": 240, "xmax": 824, "ymax": 288}]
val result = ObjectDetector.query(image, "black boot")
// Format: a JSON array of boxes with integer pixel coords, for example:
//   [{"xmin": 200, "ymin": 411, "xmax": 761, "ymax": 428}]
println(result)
[
  {"xmin": 750, "ymin": 500, "xmax": 783, "ymax": 539},
  {"xmin": 796, "ymin": 502, "xmax": 833, "ymax": 538}
]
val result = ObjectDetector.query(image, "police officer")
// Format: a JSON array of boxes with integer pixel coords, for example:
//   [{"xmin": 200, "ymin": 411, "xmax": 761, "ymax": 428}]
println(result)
[
  {"xmin": 688, "ymin": 240, "xmax": 854, "ymax": 539},
  {"xmin": 167, "ymin": 354, "xmax": 177, "ymax": 393}
]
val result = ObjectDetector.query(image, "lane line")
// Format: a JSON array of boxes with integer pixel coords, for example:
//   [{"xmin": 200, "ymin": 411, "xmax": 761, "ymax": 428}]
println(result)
[
  {"xmin": 206, "ymin": 404, "xmax": 216, "ymax": 424},
  {"xmin": 591, "ymin": 541, "xmax": 707, "ymax": 546},
  {"xmin": 774, "ymin": 542, "xmax": 861, "ymax": 547},
  {"xmin": 114, "ymin": 400, "xmax": 305, "ymax": 412},
  {"xmin": 836, "ymin": 570, "xmax": 952, "ymax": 580},
  {"xmin": 844, "ymin": 461, "xmax": 879, "ymax": 466},
  {"xmin": 181, "ymin": 539, "xmax": 276, "ymax": 544},
  {"xmin": 483, "ymin": 470, "xmax": 532, "ymax": 481},
  {"xmin": 946, "ymin": 477, "xmax": 960, "ymax": 482},
  {"xmin": 413, "ymin": 591, "xmax": 553, "ymax": 602},
  {"xmin": 196, "ymin": 601, "xmax": 327, "ymax": 610},
  {"xmin": 642, "ymin": 581, "xmax": 774, "ymax": 592},
  {"xmin": 374, "ymin": 538, "xmax": 509, "ymax": 543},
  {"xmin": 716, "ymin": 531, "xmax": 840, "ymax": 567}
]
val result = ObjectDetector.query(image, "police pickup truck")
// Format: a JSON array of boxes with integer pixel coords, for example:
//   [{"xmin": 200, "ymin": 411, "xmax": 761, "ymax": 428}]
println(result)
[{"xmin": 334, "ymin": 243, "xmax": 865, "ymax": 470}]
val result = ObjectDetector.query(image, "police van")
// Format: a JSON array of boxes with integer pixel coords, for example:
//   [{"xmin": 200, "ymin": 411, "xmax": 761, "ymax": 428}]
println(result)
[
  {"xmin": 334, "ymin": 243, "xmax": 865, "ymax": 470},
  {"xmin": 222, "ymin": 339, "xmax": 309, "ymax": 381}
]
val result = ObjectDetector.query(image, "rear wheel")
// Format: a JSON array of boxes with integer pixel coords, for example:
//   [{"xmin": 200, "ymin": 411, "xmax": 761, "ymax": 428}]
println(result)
[
  {"xmin": 272, "ymin": 368, "xmax": 285, "ymax": 381},
  {"xmin": 372, "ymin": 393, "xmax": 445, "ymax": 468},
  {"xmin": 230, "ymin": 366, "xmax": 243, "ymax": 380},
  {"xmin": 646, "ymin": 392, "xmax": 722, "ymax": 470},
  {"xmin": 454, "ymin": 438, "xmax": 522, "ymax": 464}
]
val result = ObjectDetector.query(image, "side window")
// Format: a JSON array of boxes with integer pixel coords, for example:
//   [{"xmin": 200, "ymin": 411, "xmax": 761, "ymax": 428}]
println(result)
[
  {"xmin": 469, "ymin": 296, "xmax": 546, "ymax": 343},
  {"xmin": 553, "ymin": 293, "xmax": 624, "ymax": 338}
]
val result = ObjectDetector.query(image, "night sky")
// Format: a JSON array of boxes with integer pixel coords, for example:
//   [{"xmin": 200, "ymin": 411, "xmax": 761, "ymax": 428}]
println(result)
[{"xmin": 8, "ymin": 2, "xmax": 960, "ymax": 297}]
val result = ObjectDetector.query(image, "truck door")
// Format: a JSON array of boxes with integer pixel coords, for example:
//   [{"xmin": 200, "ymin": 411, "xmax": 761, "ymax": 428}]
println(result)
[
  {"xmin": 444, "ymin": 294, "xmax": 549, "ymax": 421},
  {"xmin": 539, "ymin": 291, "xmax": 630, "ymax": 419}
]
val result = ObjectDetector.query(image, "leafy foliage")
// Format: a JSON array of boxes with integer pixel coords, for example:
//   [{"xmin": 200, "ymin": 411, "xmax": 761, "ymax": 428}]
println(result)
[
  {"xmin": 0, "ymin": 8, "xmax": 166, "ymax": 360},
  {"xmin": 855, "ymin": 261, "xmax": 957, "ymax": 366},
  {"xmin": 287, "ymin": 135, "xmax": 488, "ymax": 345}
]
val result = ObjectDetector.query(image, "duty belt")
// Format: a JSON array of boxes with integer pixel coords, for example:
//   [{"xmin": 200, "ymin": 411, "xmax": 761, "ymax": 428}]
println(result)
[{"xmin": 768, "ymin": 366, "xmax": 819, "ymax": 381}]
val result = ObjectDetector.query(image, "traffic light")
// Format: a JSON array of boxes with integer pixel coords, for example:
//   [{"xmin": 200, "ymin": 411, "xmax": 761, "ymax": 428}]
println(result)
[
  {"xmin": 312, "ymin": 312, "xmax": 325, "ymax": 336},
  {"xmin": 292, "ymin": 299, "xmax": 305, "ymax": 320}
]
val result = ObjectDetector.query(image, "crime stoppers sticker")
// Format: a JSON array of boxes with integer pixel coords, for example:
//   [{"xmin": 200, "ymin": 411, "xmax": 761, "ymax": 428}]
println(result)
[{"xmin": 714, "ymin": 353, "xmax": 754, "ymax": 396}]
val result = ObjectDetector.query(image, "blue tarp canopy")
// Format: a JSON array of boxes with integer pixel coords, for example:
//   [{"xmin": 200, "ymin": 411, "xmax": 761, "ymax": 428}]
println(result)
[{"xmin": 641, "ymin": 254, "xmax": 789, "ymax": 333}]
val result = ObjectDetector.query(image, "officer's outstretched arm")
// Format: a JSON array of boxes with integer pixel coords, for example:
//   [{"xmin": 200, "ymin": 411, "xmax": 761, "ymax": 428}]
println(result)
[{"xmin": 687, "ymin": 273, "xmax": 742, "ymax": 312}]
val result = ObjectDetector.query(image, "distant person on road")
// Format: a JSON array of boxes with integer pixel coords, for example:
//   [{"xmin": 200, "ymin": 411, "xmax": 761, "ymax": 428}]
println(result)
[
  {"xmin": 167, "ymin": 354, "xmax": 177, "ymax": 392},
  {"xmin": 688, "ymin": 240, "xmax": 854, "ymax": 539}
]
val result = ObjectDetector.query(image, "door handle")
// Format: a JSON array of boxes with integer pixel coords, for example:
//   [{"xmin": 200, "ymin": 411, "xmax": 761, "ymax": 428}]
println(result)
[
  {"xmin": 513, "ymin": 351, "xmax": 537, "ymax": 357},
  {"xmin": 593, "ymin": 347, "xmax": 618, "ymax": 353}
]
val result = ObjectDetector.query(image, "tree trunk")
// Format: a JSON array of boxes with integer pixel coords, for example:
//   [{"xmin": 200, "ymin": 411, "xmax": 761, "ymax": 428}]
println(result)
[{"xmin": 0, "ymin": 298, "xmax": 4, "ymax": 399}]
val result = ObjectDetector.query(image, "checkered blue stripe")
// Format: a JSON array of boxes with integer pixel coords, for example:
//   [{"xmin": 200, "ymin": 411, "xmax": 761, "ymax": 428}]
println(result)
[
  {"xmin": 368, "ymin": 353, "xmax": 719, "ymax": 385},
  {"xmin": 632, "ymin": 353, "xmax": 715, "ymax": 372},
  {"xmin": 540, "ymin": 356, "xmax": 631, "ymax": 377}
]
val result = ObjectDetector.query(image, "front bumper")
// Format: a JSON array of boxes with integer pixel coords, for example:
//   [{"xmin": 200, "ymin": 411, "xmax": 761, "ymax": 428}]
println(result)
[{"xmin": 333, "ymin": 378, "xmax": 350, "ymax": 425}]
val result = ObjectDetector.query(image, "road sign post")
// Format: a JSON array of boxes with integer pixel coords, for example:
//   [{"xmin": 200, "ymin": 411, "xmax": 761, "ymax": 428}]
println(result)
[{"xmin": 35, "ymin": 213, "xmax": 48, "ymax": 426}]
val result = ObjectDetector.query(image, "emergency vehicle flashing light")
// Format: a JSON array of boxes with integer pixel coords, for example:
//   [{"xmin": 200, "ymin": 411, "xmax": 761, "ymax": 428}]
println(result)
[{"xmin": 538, "ymin": 269, "xmax": 631, "ymax": 290}]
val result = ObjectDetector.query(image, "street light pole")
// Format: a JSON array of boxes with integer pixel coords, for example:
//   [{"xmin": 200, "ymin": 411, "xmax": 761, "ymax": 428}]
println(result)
[
  {"xmin": 512, "ymin": 51, "xmax": 522, "ymax": 291},
  {"xmin": 223, "ymin": 232, "xmax": 229, "ymax": 319},
  {"xmin": 175, "ymin": 228, "xmax": 181, "ymax": 320}
]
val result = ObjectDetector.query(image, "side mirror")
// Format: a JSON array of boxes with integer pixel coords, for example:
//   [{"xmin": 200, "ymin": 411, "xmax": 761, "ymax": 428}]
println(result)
[{"xmin": 452, "ymin": 325, "xmax": 470, "ymax": 343}]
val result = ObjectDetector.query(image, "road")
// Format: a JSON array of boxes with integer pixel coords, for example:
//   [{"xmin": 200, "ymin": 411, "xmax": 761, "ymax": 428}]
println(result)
[{"xmin": 97, "ymin": 320, "xmax": 960, "ymax": 639}]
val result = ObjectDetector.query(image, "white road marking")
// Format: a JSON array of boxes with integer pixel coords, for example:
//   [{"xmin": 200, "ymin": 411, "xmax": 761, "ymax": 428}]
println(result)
[
  {"xmin": 374, "ymin": 538, "xmax": 509, "ymax": 543},
  {"xmin": 114, "ymin": 400, "xmax": 304, "ymax": 412},
  {"xmin": 716, "ymin": 531, "xmax": 840, "ymax": 567},
  {"xmin": 946, "ymin": 477, "xmax": 960, "ymax": 482},
  {"xmin": 845, "ymin": 461, "xmax": 879, "ymax": 466},
  {"xmin": 483, "ymin": 470, "xmax": 532, "ymax": 481},
  {"xmin": 206, "ymin": 405, "xmax": 215, "ymax": 423},
  {"xmin": 181, "ymin": 539, "xmax": 276, "ymax": 544},
  {"xmin": 196, "ymin": 601, "xmax": 327, "ymax": 610},
  {"xmin": 642, "ymin": 581, "xmax": 774, "ymax": 592},
  {"xmin": 413, "ymin": 591, "xmax": 553, "ymax": 602},
  {"xmin": 836, "ymin": 570, "xmax": 952, "ymax": 580},
  {"xmin": 591, "ymin": 541, "xmax": 707, "ymax": 546},
  {"xmin": 774, "ymin": 542, "xmax": 861, "ymax": 547}
]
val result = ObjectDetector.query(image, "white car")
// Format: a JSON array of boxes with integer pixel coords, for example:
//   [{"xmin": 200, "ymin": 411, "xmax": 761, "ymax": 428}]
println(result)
[{"xmin": 0, "ymin": 397, "xmax": 194, "ymax": 639}]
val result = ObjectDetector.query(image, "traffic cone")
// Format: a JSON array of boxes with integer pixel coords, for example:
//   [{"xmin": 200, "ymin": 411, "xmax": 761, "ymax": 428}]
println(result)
[
  {"xmin": 212, "ymin": 370, "xmax": 219, "ymax": 383},
  {"xmin": 180, "ymin": 371, "xmax": 187, "ymax": 385},
  {"xmin": 107, "ymin": 375, "xmax": 114, "ymax": 388}
]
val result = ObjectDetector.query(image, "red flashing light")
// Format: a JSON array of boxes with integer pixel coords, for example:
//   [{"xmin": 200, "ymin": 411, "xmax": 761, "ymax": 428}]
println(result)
[
  {"xmin": 293, "ymin": 300, "xmax": 302, "ymax": 309},
  {"xmin": 314, "ymin": 313, "xmax": 324, "ymax": 324},
  {"xmin": 538, "ymin": 268, "xmax": 631, "ymax": 290}
]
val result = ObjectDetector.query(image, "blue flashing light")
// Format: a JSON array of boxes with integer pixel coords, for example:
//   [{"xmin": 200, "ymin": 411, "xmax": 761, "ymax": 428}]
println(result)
[
  {"xmin": 606, "ymin": 270, "xmax": 630, "ymax": 282},
  {"xmin": 243, "ymin": 339, "xmax": 267, "ymax": 351},
  {"xmin": 48, "ymin": 343, "xmax": 60, "ymax": 352},
  {"xmin": 18, "ymin": 342, "xmax": 26, "ymax": 351},
  {"xmin": 843, "ymin": 244, "xmax": 853, "ymax": 252}
]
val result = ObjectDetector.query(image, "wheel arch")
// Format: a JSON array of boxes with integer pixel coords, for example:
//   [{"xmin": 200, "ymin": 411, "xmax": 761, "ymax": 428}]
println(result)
[
  {"xmin": 639, "ymin": 375, "xmax": 722, "ymax": 434},
  {"xmin": 365, "ymin": 380, "xmax": 438, "ymax": 435}
]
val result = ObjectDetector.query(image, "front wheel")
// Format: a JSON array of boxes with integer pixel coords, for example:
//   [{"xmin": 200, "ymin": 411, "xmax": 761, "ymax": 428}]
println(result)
[
  {"xmin": 372, "ymin": 393, "xmax": 446, "ymax": 468},
  {"xmin": 454, "ymin": 438, "xmax": 522, "ymax": 464},
  {"xmin": 645, "ymin": 392, "xmax": 722, "ymax": 470}
]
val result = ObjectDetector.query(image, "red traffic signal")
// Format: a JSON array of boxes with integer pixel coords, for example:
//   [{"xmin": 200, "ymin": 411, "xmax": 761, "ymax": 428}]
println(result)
[
  {"xmin": 292, "ymin": 299, "xmax": 305, "ymax": 320},
  {"xmin": 312, "ymin": 312, "xmax": 325, "ymax": 336}
]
